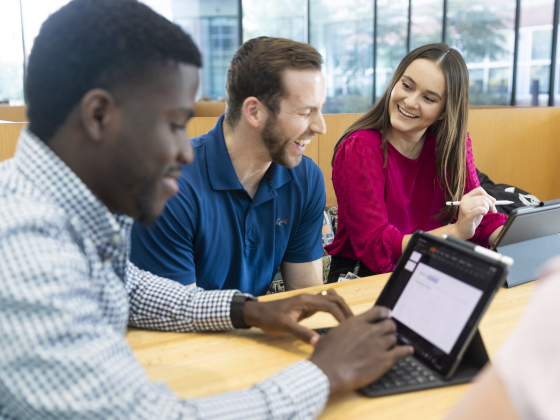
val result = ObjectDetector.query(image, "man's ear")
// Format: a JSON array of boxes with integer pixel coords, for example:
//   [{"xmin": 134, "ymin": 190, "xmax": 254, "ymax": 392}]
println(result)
[
  {"xmin": 241, "ymin": 96, "xmax": 267, "ymax": 129},
  {"xmin": 79, "ymin": 89, "xmax": 118, "ymax": 142}
]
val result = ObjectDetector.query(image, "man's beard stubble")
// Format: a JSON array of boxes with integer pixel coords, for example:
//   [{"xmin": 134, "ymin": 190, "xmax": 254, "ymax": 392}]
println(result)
[{"xmin": 260, "ymin": 116, "xmax": 302, "ymax": 169}]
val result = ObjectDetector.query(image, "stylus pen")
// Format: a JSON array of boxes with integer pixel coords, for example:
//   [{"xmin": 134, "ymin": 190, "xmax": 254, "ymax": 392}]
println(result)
[
  {"xmin": 445, "ymin": 200, "xmax": 514, "ymax": 206},
  {"xmin": 442, "ymin": 235, "xmax": 514, "ymax": 266}
]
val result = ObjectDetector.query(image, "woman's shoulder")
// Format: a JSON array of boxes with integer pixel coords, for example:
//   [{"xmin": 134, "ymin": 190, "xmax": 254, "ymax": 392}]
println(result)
[
  {"xmin": 334, "ymin": 129, "xmax": 385, "ymax": 167},
  {"xmin": 342, "ymin": 129, "xmax": 383, "ymax": 148}
]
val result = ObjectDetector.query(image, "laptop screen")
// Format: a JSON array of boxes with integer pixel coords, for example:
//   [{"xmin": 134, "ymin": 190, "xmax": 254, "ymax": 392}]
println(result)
[{"xmin": 376, "ymin": 234, "xmax": 506, "ymax": 377}]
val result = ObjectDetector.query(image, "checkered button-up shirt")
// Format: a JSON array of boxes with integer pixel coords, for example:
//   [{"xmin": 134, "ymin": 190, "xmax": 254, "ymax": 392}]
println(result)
[{"xmin": 0, "ymin": 129, "xmax": 329, "ymax": 420}]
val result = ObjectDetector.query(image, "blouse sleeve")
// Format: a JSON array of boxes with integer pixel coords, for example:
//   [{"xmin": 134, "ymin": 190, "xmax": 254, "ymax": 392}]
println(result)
[
  {"xmin": 463, "ymin": 133, "xmax": 507, "ymax": 247},
  {"xmin": 332, "ymin": 133, "xmax": 403, "ymax": 273}
]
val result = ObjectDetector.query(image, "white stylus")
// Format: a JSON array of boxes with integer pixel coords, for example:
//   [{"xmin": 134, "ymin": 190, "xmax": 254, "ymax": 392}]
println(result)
[{"xmin": 445, "ymin": 200, "xmax": 514, "ymax": 206}]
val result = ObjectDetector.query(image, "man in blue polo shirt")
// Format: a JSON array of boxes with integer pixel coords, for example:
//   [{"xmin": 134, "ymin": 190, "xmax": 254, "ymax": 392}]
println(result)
[{"xmin": 130, "ymin": 37, "xmax": 327, "ymax": 296}]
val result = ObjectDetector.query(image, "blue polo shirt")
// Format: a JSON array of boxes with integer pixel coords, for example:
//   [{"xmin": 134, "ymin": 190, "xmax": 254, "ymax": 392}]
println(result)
[{"xmin": 130, "ymin": 115, "xmax": 325, "ymax": 296}]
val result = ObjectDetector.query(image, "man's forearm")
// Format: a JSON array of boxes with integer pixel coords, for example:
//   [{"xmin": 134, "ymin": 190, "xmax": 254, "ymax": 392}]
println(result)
[
  {"xmin": 281, "ymin": 259, "xmax": 323, "ymax": 291},
  {"xmin": 126, "ymin": 261, "xmax": 237, "ymax": 332}
]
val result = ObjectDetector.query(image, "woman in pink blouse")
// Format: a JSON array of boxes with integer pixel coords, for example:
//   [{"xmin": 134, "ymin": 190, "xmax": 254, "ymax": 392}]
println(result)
[{"xmin": 325, "ymin": 44, "xmax": 507, "ymax": 282}]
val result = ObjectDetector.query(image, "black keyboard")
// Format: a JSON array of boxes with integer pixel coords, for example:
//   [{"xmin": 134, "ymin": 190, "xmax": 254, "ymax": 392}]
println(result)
[
  {"xmin": 361, "ymin": 356, "xmax": 443, "ymax": 397},
  {"xmin": 314, "ymin": 327, "xmax": 444, "ymax": 397}
]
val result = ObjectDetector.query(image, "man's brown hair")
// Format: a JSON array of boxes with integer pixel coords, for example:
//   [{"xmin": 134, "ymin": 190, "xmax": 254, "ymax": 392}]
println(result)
[{"xmin": 225, "ymin": 37, "xmax": 322, "ymax": 128}]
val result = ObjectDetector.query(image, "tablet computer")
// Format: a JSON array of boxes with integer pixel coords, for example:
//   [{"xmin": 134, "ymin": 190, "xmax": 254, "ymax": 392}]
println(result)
[
  {"xmin": 490, "ymin": 201, "xmax": 560, "ymax": 287},
  {"xmin": 314, "ymin": 231, "xmax": 511, "ymax": 397},
  {"xmin": 491, "ymin": 201, "xmax": 560, "ymax": 249},
  {"xmin": 373, "ymin": 232, "xmax": 509, "ymax": 383}
]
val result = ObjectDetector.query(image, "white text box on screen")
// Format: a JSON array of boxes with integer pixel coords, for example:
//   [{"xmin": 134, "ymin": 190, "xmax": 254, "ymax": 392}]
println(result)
[{"xmin": 392, "ymin": 262, "xmax": 483, "ymax": 354}]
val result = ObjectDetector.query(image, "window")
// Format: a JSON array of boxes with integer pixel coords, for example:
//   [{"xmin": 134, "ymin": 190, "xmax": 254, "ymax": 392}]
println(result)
[
  {"xmin": 172, "ymin": 0, "xmax": 239, "ymax": 99},
  {"xmin": 242, "ymin": 0, "xmax": 306, "ymax": 42},
  {"xmin": 447, "ymin": 0, "xmax": 516, "ymax": 106},
  {"xmin": 376, "ymin": 0, "xmax": 408, "ymax": 98},
  {"xmin": 0, "ymin": 1, "xmax": 25, "ymax": 104},
  {"xmin": 410, "ymin": 0, "xmax": 443, "ymax": 51},
  {"xmin": 5, "ymin": 0, "xmax": 560, "ymax": 110},
  {"xmin": 310, "ymin": 0, "xmax": 374, "ymax": 113},
  {"xmin": 516, "ymin": 0, "xmax": 554, "ymax": 106}
]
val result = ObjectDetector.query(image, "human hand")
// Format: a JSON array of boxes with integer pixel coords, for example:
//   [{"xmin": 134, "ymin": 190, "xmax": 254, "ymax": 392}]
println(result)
[
  {"xmin": 243, "ymin": 289, "xmax": 353, "ymax": 345},
  {"xmin": 453, "ymin": 187, "xmax": 497, "ymax": 240},
  {"xmin": 309, "ymin": 306, "xmax": 414, "ymax": 396}
]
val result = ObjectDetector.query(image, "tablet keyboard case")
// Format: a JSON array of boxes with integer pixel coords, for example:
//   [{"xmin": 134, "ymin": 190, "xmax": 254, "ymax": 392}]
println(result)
[
  {"xmin": 497, "ymin": 233, "xmax": 560, "ymax": 287},
  {"xmin": 360, "ymin": 329, "xmax": 489, "ymax": 397}
]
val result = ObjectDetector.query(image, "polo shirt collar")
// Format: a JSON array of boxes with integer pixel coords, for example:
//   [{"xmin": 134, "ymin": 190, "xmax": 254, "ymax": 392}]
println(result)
[
  {"xmin": 206, "ymin": 115, "xmax": 243, "ymax": 191},
  {"xmin": 206, "ymin": 114, "xmax": 291, "ymax": 192},
  {"xmin": 266, "ymin": 159, "xmax": 291, "ymax": 191}
]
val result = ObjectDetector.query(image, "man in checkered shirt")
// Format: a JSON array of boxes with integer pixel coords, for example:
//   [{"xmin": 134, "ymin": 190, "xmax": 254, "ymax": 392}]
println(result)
[{"xmin": 0, "ymin": 1, "xmax": 412, "ymax": 419}]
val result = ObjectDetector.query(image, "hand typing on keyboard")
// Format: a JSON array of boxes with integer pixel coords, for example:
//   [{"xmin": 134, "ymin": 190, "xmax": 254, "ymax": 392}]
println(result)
[{"xmin": 309, "ymin": 306, "xmax": 414, "ymax": 396}]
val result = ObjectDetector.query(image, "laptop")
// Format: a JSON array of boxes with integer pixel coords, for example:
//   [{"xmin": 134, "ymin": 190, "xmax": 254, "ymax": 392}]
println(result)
[
  {"xmin": 490, "ymin": 200, "xmax": 560, "ymax": 287},
  {"xmin": 317, "ymin": 231, "xmax": 511, "ymax": 397}
]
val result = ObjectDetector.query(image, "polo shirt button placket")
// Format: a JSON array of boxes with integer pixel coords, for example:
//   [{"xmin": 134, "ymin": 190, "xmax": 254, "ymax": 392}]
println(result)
[{"xmin": 245, "ymin": 226, "xmax": 253, "ymax": 249}]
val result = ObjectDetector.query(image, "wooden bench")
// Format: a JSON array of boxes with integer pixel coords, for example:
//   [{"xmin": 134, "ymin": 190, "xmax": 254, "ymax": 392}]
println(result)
[
  {"xmin": 2, "ymin": 108, "xmax": 559, "ymax": 204},
  {"xmin": 188, "ymin": 108, "xmax": 560, "ymax": 205},
  {"xmin": 0, "ymin": 106, "xmax": 27, "ymax": 122},
  {"xmin": 0, "ymin": 121, "xmax": 27, "ymax": 162}
]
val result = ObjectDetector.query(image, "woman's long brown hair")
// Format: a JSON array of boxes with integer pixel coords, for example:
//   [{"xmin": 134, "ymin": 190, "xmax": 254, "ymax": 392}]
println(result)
[{"xmin": 332, "ymin": 43, "xmax": 469, "ymax": 225}]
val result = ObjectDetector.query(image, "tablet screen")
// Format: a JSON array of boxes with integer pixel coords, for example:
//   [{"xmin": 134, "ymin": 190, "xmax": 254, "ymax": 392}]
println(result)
[{"xmin": 376, "ymin": 234, "xmax": 506, "ymax": 377}]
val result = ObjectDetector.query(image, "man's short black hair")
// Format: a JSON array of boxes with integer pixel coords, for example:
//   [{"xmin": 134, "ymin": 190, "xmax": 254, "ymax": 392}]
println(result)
[{"xmin": 26, "ymin": 0, "xmax": 202, "ymax": 142}]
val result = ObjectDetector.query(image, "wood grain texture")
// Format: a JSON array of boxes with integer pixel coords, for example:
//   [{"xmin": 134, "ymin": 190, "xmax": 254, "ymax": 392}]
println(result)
[
  {"xmin": 194, "ymin": 102, "xmax": 226, "ymax": 118},
  {"xmin": 3, "ymin": 108, "xmax": 558, "ymax": 204},
  {"xmin": 319, "ymin": 108, "xmax": 560, "ymax": 206},
  {"xmin": 318, "ymin": 114, "xmax": 362, "ymax": 206},
  {"xmin": 0, "ymin": 106, "xmax": 27, "ymax": 122},
  {"xmin": 186, "ymin": 117, "xmax": 219, "ymax": 141},
  {"xmin": 468, "ymin": 107, "xmax": 560, "ymax": 201},
  {"xmin": 127, "ymin": 275, "xmax": 536, "ymax": 420},
  {"xmin": 0, "ymin": 122, "xmax": 26, "ymax": 161}
]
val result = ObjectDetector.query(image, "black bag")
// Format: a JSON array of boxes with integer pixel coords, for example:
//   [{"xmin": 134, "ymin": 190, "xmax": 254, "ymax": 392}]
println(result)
[{"xmin": 476, "ymin": 169, "xmax": 540, "ymax": 215}]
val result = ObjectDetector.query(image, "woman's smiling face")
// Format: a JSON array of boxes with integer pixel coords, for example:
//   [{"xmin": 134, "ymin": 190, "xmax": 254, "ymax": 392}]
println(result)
[{"xmin": 388, "ymin": 58, "xmax": 447, "ymax": 139}]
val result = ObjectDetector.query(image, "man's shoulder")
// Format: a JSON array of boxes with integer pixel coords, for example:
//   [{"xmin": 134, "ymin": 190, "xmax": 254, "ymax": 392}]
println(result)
[
  {"xmin": 0, "ymin": 163, "xmax": 70, "ymax": 238},
  {"xmin": 281, "ymin": 157, "xmax": 325, "ymax": 208},
  {"xmin": 176, "ymin": 134, "xmax": 210, "ymax": 189},
  {"xmin": 190, "ymin": 131, "xmax": 211, "ymax": 149}
]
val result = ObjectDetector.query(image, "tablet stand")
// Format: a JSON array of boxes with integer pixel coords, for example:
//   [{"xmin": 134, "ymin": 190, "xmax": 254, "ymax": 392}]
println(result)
[{"xmin": 445, "ymin": 329, "xmax": 489, "ymax": 384}]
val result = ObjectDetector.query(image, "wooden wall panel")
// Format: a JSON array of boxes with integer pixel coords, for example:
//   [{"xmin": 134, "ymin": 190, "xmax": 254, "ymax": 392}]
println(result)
[
  {"xmin": 0, "ymin": 122, "xmax": 26, "ymax": 161},
  {"xmin": 0, "ymin": 106, "xmax": 27, "ymax": 122},
  {"xmin": 468, "ymin": 107, "xmax": 560, "ymax": 202},
  {"xmin": 177, "ymin": 109, "xmax": 560, "ymax": 205},
  {"xmin": 318, "ymin": 114, "xmax": 362, "ymax": 206},
  {"xmin": 187, "ymin": 117, "xmax": 219, "ymax": 140},
  {"xmin": 2, "ymin": 109, "xmax": 558, "ymax": 205},
  {"xmin": 194, "ymin": 102, "xmax": 226, "ymax": 117}
]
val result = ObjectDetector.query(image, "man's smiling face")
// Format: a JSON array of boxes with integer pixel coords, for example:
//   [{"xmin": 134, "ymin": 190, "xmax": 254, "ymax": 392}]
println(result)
[
  {"xmin": 260, "ymin": 68, "xmax": 327, "ymax": 168},
  {"xmin": 107, "ymin": 64, "xmax": 199, "ymax": 224}
]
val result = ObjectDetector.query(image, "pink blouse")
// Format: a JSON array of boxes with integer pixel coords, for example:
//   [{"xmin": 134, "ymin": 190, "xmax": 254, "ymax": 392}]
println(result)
[{"xmin": 324, "ymin": 129, "xmax": 507, "ymax": 274}]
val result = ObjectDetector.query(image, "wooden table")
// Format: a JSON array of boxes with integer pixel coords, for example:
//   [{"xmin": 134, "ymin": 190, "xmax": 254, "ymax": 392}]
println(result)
[{"xmin": 126, "ymin": 275, "xmax": 536, "ymax": 420}]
